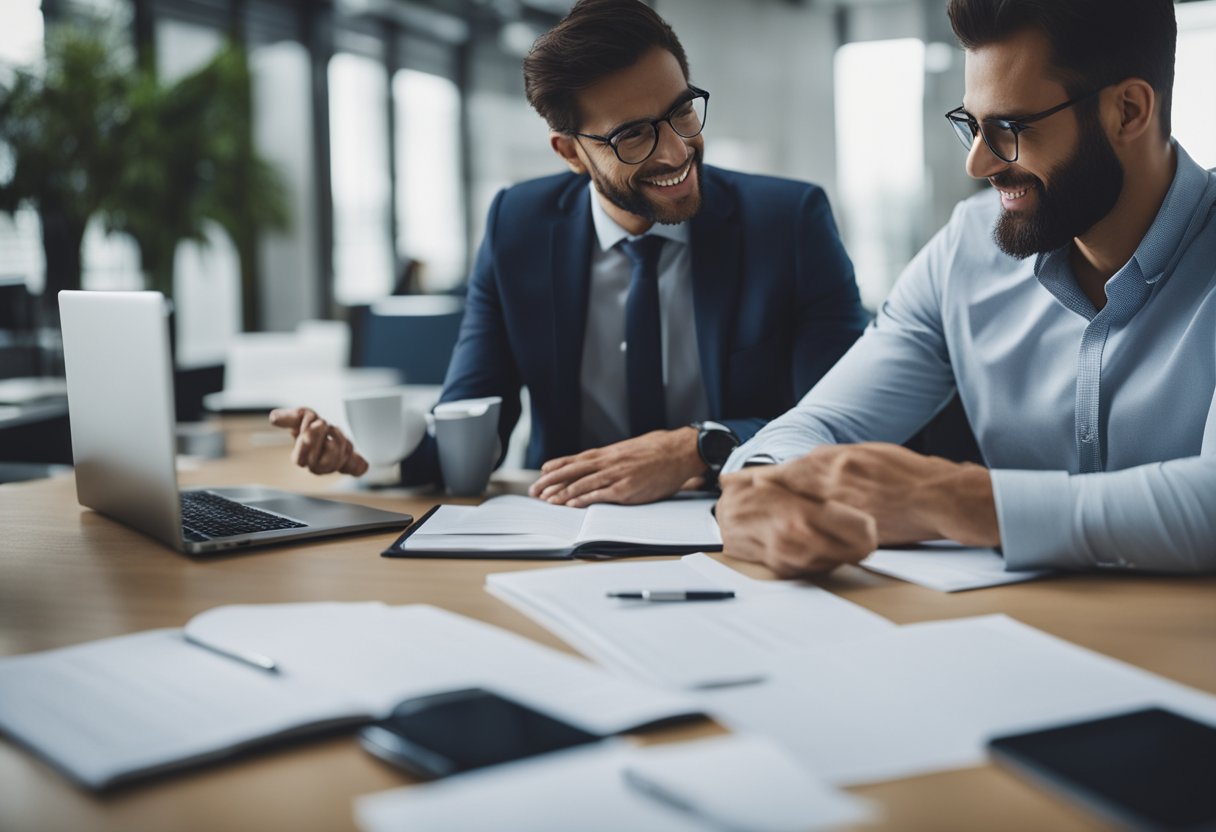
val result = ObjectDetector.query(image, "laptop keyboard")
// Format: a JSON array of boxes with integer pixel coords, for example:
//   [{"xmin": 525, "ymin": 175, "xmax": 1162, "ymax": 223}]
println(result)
[{"xmin": 180, "ymin": 490, "xmax": 307, "ymax": 542}]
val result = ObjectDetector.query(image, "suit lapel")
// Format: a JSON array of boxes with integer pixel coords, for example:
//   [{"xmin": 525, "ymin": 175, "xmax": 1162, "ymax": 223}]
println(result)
[
  {"xmin": 549, "ymin": 178, "xmax": 594, "ymax": 455},
  {"xmin": 689, "ymin": 168, "xmax": 741, "ymax": 416}
]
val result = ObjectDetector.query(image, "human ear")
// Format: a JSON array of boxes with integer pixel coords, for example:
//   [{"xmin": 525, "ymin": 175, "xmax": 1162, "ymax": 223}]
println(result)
[
  {"xmin": 1107, "ymin": 79, "xmax": 1156, "ymax": 144},
  {"xmin": 550, "ymin": 132, "xmax": 586, "ymax": 174}
]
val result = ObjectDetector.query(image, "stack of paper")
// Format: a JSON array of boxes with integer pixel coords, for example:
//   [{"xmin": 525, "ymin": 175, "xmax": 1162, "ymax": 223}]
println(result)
[
  {"xmin": 862, "ymin": 542, "xmax": 1050, "ymax": 592},
  {"xmin": 695, "ymin": 615, "xmax": 1216, "ymax": 786},
  {"xmin": 0, "ymin": 603, "xmax": 699, "ymax": 789},
  {"xmin": 354, "ymin": 734, "xmax": 875, "ymax": 832},
  {"xmin": 486, "ymin": 553, "xmax": 894, "ymax": 689}
]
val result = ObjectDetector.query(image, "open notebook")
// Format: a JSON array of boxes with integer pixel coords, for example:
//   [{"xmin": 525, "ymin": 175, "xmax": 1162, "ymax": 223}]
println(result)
[
  {"xmin": 385, "ymin": 495, "xmax": 722, "ymax": 559},
  {"xmin": 0, "ymin": 603, "xmax": 699, "ymax": 790}
]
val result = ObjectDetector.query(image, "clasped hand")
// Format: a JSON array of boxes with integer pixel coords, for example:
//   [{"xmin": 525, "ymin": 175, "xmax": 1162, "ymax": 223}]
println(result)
[{"xmin": 717, "ymin": 442, "xmax": 1000, "ymax": 577}]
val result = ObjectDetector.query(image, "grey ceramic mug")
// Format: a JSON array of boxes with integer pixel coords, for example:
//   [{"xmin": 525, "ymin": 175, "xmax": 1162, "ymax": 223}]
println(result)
[{"xmin": 433, "ymin": 396, "xmax": 502, "ymax": 497}]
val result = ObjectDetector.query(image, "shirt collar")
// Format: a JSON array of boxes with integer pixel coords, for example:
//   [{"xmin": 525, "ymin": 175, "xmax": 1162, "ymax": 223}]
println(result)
[
  {"xmin": 1034, "ymin": 140, "xmax": 1213, "ymax": 321},
  {"xmin": 588, "ymin": 183, "xmax": 690, "ymax": 252}
]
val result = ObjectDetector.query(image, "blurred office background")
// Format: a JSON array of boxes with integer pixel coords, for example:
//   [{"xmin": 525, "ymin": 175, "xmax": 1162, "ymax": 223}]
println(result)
[{"xmin": 1, "ymin": 0, "xmax": 1214, "ymax": 471}]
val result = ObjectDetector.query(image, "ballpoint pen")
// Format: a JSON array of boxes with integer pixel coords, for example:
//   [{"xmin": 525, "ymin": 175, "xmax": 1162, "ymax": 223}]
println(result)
[
  {"xmin": 183, "ymin": 633, "xmax": 280, "ymax": 673},
  {"xmin": 606, "ymin": 590, "xmax": 736, "ymax": 602}
]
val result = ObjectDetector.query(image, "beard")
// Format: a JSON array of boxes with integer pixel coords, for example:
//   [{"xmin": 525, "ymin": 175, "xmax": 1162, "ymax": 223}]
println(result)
[
  {"xmin": 991, "ymin": 112, "xmax": 1124, "ymax": 259},
  {"xmin": 586, "ymin": 146, "xmax": 704, "ymax": 226}
]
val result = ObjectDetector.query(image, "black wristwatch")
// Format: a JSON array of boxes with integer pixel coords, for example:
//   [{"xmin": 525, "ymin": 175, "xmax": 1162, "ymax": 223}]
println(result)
[{"xmin": 690, "ymin": 420, "xmax": 740, "ymax": 484}]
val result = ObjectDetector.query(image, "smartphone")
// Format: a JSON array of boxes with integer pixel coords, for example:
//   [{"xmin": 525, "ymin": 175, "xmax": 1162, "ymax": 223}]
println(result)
[
  {"xmin": 988, "ymin": 707, "xmax": 1216, "ymax": 831},
  {"xmin": 358, "ymin": 688, "xmax": 602, "ymax": 779}
]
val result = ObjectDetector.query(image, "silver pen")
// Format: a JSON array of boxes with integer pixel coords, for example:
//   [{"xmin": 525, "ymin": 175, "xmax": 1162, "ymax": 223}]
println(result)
[
  {"xmin": 183, "ymin": 633, "xmax": 280, "ymax": 673},
  {"xmin": 606, "ymin": 590, "xmax": 736, "ymax": 602}
]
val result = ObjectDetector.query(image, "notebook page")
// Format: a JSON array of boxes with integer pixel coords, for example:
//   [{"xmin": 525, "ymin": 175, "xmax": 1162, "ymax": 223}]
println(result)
[
  {"xmin": 576, "ymin": 499, "xmax": 720, "ymax": 547},
  {"xmin": 403, "ymin": 496, "xmax": 584, "ymax": 539},
  {"xmin": 0, "ymin": 629, "xmax": 361, "ymax": 789}
]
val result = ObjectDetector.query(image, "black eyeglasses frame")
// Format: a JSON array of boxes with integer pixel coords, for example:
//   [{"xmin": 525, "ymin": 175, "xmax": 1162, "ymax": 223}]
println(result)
[
  {"xmin": 944, "ymin": 87, "xmax": 1103, "ymax": 163},
  {"xmin": 570, "ymin": 85, "xmax": 710, "ymax": 165}
]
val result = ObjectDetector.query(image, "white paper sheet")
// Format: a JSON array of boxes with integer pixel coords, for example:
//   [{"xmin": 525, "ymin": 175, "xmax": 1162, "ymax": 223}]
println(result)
[
  {"xmin": 862, "ymin": 542, "xmax": 1050, "ymax": 591},
  {"xmin": 354, "ymin": 735, "xmax": 871, "ymax": 832},
  {"xmin": 0, "ymin": 604, "xmax": 699, "ymax": 789},
  {"xmin": 486, "ymin": 553, "xmax": 894, "ymax": 689},
  {"xmin": 624, "ymin": 734, "xmax": 875, "ymax": 832},
  {"xmin": 185, "ymin": 603, "xmax": 699, "ymax": 735},
  {"xmin": 696, "ymin": 615, "xmax": 1216, "ymax": 786},
  {"xmin": 0, "ymin": 629, "xmax": 359, "ymax": 788}
]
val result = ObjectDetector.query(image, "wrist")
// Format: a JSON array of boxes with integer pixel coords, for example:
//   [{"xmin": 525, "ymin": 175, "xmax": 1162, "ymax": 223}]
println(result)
[
  {"xmin": 674, "ymin": 426, "xmax": 706, "ymax": 478},
  {"xmin": 927, "ymin": 463, "xmax": 1001, "ymax": 547}
]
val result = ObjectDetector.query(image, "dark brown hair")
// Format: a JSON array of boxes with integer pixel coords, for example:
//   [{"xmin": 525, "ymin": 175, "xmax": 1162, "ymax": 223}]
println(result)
[
  {"xmin": 523, "ymin": 0, "xmax": 690, "ymax": 132},
  {"xmin": 948, "ymin": 0, "xmax": 1176, "ymax": 138}
]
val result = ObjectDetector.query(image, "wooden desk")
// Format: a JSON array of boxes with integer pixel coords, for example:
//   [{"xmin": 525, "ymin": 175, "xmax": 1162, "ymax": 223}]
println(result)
[{"xmin": 2, "ymin": 417, "xmax": 1213, "ymax": 832}]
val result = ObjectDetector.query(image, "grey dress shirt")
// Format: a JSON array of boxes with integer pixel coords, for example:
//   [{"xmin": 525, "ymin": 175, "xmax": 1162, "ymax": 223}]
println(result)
[
  {"xmin": 726, "ymin": 142, "xmax": 1216, "ymax": 574},
  {"xmin": 580, "ymin": 186, "xmax": 709, "ymax": 449}
]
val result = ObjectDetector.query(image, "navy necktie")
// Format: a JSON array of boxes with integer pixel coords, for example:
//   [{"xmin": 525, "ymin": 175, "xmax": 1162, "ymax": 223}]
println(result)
[{"xmin": 620, "ymin": 235, "xmax": 668, "ymax": 436}]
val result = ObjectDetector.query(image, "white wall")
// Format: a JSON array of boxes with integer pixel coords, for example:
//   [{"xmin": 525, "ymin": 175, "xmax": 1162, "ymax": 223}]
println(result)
[{"xmin": 658, "ymin": 0, "xmax": 841, "ymax": 203}]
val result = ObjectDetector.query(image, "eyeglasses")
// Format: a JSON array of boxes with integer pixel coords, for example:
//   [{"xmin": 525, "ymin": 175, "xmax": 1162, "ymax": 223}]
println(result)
[
  {"xmin": 945, "ymin": 88, "xmax": 1102, "ymax": 163},
  {"xmin": 571, "ymin": 86, "xmax": 710, "ymax": 165}
]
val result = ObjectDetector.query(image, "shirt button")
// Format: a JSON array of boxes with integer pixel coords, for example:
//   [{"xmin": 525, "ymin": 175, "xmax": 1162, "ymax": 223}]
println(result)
[{"xmin": 620, "ymin": 341, "xmax": 628, "ymax": 353}]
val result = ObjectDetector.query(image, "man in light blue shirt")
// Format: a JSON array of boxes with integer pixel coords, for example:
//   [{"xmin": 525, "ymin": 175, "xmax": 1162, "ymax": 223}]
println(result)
[{"xmin": 717, "ymin": 0, "xmax": 1215, "ymax": 575}]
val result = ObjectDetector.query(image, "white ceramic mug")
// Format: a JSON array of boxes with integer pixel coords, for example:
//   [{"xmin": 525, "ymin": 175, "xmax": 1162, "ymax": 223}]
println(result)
[
  {"xmin": 343, "ymin": 389, "xmax": 428, "ymax": 479},
  {"xmin": 433, "ymin": 396, "xmax": 502, "ymax": 496}
]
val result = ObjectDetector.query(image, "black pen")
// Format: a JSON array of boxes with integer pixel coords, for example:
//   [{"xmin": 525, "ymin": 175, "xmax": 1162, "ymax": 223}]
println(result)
[{"xmin": 606, "ymin": 590, "xmax": 736, "ymax": 602}]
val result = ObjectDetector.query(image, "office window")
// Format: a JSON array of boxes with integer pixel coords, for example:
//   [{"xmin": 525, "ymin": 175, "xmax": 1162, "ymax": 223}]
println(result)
[
  {"xmin": 250, "ymin": 40, "xmax": 318, "ymax": 332},
  {"xmin": 0, "ymin": 0, "xmax": 45, "ymax": 297},
  {"xmin": 834, "ymin": 39, "xmax": 926, "ymax": 310},
  {"xmin": 393, "ymin": 69, "xmax": 465, "ymax": 291},
  {"xmin": 1175, "ymin": 1, "xmax": 1216, "ymax": 169},
  {"xmin": 79, "ymin": 217, "xmax": 141, "ymax": 292},
  {"xmin": 0, "ymin": 0, "xmax": 44, "ymax": 67},
  {"xmin": 330, "ymin": 52, "xmax": 394, "ymax": 305}
]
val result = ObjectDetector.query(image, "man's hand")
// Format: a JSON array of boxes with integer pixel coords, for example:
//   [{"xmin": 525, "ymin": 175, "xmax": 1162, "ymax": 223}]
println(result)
[
  {"xmin": 717, "ymin": 471, "xmax": 878, "ymax": 577},
  {"xmin": 528, "ymin": 427, "xmax": 705, "ymax": 507},
  {"xmin": 268, "ymin": 407, "xmax": 370, "ymax": 477},
  {"xmin": 750, "ymin": 442, "xmax": 1000, "ymax": 548}
]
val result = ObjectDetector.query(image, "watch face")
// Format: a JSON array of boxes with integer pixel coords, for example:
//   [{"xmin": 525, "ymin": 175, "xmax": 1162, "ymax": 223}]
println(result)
[{"xmin": 700, "ymin": 428, "xmax": 739, "ymax": 467}]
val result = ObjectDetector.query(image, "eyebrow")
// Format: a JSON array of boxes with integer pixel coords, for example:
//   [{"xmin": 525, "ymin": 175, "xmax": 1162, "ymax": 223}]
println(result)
[
  {"xmin": 602, "ymin": 89, "xmax": 698, "ymax": 138},
  {"xmin": 960, "ymin": 103, "xmax": 1034, "ymax": 124}
]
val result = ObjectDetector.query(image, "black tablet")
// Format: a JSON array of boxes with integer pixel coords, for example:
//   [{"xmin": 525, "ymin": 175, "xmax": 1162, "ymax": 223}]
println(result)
[{"xmin": 988, "ymin": 707, "xmax": 1216, "ymax": 831}]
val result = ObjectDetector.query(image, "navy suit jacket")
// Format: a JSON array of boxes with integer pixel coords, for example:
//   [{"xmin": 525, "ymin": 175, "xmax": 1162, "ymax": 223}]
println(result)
[{"xmin": 401, "ymin": 165, "xmax": 867, "ymax": 485}]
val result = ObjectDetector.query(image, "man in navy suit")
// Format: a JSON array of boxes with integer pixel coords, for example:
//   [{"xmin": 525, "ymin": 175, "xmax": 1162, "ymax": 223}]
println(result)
[{"xmin": 273, "ymin": 0, "xmax": 866, "ymax": 506}]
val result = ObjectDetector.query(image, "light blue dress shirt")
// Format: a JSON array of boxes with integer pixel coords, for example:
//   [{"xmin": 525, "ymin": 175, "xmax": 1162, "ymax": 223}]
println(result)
[{"xmin": 726, "ymin": 143, "xmax": 1216, "ymax": 574}]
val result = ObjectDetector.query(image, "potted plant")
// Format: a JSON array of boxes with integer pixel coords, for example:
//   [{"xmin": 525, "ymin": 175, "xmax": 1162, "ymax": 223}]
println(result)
[
  {"xmin": 103, "ymin": 41, "xmax": 289, "ymax": 330},
  {"xmin": 0, "ymin": 24, "xmax": 131, "ymax": 327},
  {"xmin": 0, "ymin": 23, "xmax": 289, "ymax": 332}
]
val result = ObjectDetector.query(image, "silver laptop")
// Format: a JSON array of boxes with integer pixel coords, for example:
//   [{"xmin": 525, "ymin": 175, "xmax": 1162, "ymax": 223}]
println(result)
[{"xmin": 59, "ymin": 290, "xmax": 412, "ymax": 555}]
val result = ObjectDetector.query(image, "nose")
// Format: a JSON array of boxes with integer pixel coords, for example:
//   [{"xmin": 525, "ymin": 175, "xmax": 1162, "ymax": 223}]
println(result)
[
  {"xmin": 650, "ymin": 120, "xmax": 691, "ymax": 168},
  {"xmin": 964, "ymin": 132, "xmax": 1007, "ymax": 180}
]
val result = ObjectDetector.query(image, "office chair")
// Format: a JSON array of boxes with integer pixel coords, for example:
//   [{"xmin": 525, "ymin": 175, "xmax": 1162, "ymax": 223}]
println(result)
[{"xmin": 351, "ymin": 295, "xmax": 465, "ymax": 386}]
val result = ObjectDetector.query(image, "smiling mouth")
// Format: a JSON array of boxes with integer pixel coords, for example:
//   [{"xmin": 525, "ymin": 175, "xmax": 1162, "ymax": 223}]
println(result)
[
  {"xmin": 998, "ymin": 188, "xmax": 1030, "ymax": 201},
  {"xmin": 641, "ymin": 159, "xmax": 692, "ymax": 188}
]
